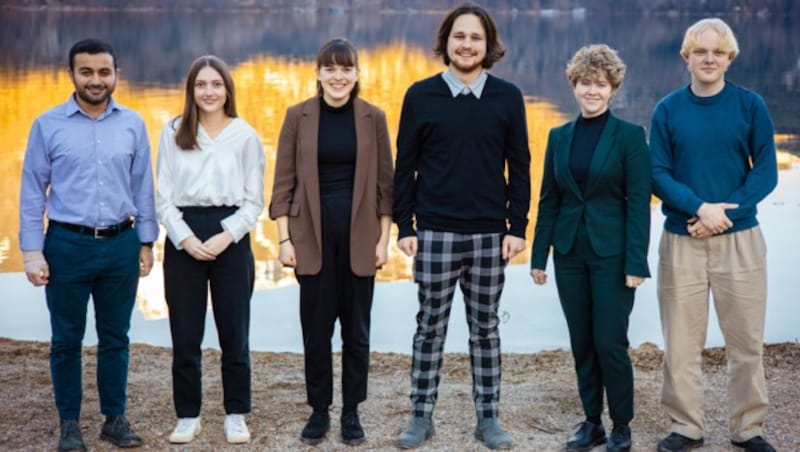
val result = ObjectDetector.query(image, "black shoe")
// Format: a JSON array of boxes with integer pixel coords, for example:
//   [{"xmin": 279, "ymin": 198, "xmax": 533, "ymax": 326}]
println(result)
[
  {"xmin": 341, "ymin": 410, "xmax": 366, "ymax": 446},
  {"xmin": 567, "ymin": 421, "xmax": 606, "ymax": 452},
  {"xmin": 732, "ymin": 436, "xmax": 777, "ymax": 452},
  {"xmin": 657, "ymin": 432, "xmax": 704, "ymax": 452},
  {"xmin": 99, "ymin": 415, "xmax": 142, "ymax": 448},
  {"xmin": 58, "ymin": 419, "xmax": 87, "ymax": 452},
  {"xmin": 606, "ymin": 425, "xmax": 631, "ymax": 452},
  {"xmin": 301, "ymin": 409, "xmax": 330, "ymax": 445}
]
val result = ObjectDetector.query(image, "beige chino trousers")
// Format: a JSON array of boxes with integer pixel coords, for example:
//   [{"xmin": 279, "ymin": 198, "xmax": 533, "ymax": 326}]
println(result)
[{"xmin": 657, "ymin": 226, "xmax": 769, "ymax": 442}]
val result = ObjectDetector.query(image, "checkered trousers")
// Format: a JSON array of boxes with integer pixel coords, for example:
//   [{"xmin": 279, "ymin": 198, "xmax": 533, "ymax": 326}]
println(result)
[{"xmin": 410, "ymin": 230, "xmax": 506, "ymax": 420}]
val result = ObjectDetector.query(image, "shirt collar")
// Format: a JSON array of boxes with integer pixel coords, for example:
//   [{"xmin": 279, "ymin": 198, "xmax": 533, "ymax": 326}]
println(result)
[
  {"xmin": 441, "ymin": 69, "xmax": 488, "ymax": 99},
  {"xmin": 65, "ymin": 93, "xmax": 119, "ymax": 119}
]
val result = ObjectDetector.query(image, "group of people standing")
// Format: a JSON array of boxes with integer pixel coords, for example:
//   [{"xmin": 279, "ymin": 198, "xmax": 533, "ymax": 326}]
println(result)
[{"xmin": 18, "ymin": 2, "xmax": 778, "ymax": 452}]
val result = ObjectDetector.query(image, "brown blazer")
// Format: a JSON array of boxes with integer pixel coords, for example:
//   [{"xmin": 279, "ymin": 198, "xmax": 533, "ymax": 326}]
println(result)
[{"xmin": 269, "ymin": 97, "xmax": 394, "ymax": 276}]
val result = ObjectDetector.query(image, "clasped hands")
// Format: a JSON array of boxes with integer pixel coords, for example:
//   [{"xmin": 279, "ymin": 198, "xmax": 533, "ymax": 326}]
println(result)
[
  {"xmin": 180, "ymin": 231, "xmax": 234, "ymax": 261},
  {"xmin": 688, "ymin": 202, "xmax": 738, "ymax": 239}
]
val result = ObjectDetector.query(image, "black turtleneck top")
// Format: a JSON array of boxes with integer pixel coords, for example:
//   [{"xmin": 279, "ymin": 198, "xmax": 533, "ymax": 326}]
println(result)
[
  {"xmin": 569, "ymin": 109, "xmax": 610, "ymax": 193},
  {"xmin": 317, "ymin": 96, "xmax": 356, "ymax": 194}
]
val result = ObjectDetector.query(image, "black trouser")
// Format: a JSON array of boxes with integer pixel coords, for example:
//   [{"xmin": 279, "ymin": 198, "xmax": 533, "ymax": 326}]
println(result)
[
  {"xmin": 296, "ymin": 191, "xmax": 374, "ymax": 410},
  {"xmin": 553, "ymin": 222, "xmax": 635, "ymax": 424},
  {"xmin": 163, "ymin": 206, "xmax": 254, "ymax": 418}
]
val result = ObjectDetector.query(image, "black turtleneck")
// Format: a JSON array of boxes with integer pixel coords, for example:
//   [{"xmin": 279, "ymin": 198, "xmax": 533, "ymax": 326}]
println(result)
[
  {"xmin": 318, "ymin": 96, "xmax": 356, "ymax": 194},
  {"xmin": 570, "ymin": 109, "xmax": 610, "ymax": 193}
]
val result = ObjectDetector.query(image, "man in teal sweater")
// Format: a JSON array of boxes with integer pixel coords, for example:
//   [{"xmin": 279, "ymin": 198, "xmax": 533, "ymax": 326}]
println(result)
[{"xmin": 649, "ymin": 18, "xmax": 778, "ymax": 452}]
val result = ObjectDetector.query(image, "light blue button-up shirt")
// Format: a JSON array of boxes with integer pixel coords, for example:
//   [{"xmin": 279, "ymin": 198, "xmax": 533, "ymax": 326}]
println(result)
[
  {"xmin": 19, "ymin": 94, "xmax": 158, "ymax": 251},
  {"xmin": 441, "ymin": 69, "xmax": 488, "ymax": 98}
]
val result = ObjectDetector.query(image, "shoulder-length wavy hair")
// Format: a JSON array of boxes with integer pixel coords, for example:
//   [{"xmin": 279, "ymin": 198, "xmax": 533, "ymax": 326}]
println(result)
[
  {"xmin": 174, "ymin": 55, "xmax": 237, "ymax": 150},
  {"xmin": 433, "ymin": 2, "xmax": 506, "ymax": 69}
]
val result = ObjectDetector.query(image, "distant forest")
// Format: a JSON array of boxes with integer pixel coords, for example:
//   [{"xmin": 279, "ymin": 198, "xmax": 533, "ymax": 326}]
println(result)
[{"xmin": 2, "ymin": 0, "xmax": 799, "ymax": 15}]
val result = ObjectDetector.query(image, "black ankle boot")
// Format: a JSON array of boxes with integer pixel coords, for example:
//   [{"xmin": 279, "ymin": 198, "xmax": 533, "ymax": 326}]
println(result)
[
  {"xmin": 341, "ymin": 410, "xmax": 365, "ymax": 445},
  {"xmin": 301, "ymin": 409, "xmax": 330, "ymax": 445}
]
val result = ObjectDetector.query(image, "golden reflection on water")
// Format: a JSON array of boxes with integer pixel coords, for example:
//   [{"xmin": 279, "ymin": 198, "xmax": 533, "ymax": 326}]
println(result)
[{"xmin": 0, "ymin": 44, "xmax": 569, "ymax": 318}]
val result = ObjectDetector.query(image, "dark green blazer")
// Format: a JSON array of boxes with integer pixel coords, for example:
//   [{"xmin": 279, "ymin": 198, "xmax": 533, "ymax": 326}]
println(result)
[{"xmin": 530, "ymin": 112, "xmax": 651, "ymax": 277}]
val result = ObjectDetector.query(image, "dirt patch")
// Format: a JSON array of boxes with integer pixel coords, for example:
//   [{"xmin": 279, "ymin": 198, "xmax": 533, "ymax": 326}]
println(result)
[{"xmin": 0, "ymin": 338, "xmax": 797, "ymax": 451}]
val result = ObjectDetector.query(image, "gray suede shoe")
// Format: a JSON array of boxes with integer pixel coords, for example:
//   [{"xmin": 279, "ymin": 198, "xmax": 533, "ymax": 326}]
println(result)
[
  {"xmin": 474, "ymin": 417, "xmax": 513, "ymax": 450},
  {"xmin": 396, "ymin": 416, "xmax": 435, "ymax": 449},
  {"xmin": 58, "ymin": 419, "xmax": 86, "ymax": 452}
]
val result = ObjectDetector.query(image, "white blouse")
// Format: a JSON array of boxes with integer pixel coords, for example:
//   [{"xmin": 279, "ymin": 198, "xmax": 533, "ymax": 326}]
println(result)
[{"xmin": 156, "ymin": 117, "xmax": 265, "ymax": 249}]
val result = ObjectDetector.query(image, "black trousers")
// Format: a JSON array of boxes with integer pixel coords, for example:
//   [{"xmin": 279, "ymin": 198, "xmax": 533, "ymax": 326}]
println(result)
[
  {"xmin": 296, "ymin": 191, "xmax": 374, "ymax": 410},
  {"xmin": 553, "ymin": 222, "xmax": 635, "ymax": 424},
  {"xmin": 163, "ymin": 206, "xmax": 254, "ymax": 418}
]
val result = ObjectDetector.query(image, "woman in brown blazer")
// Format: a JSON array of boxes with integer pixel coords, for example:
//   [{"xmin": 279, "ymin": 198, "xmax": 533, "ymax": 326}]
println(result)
[{"xmin": 269, "ymin": 38, "xmax": 393, "ymax": 447}]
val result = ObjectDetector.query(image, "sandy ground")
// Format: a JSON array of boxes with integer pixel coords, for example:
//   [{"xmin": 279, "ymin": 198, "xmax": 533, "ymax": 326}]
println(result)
[{"xmin": 0, "ymin": 338, "xmax": 797, "ymax": 451}]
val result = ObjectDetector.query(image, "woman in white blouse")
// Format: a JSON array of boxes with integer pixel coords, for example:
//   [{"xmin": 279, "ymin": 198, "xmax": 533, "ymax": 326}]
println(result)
[{"xmin": 156, "ymin": 55, "xmax": 264, "ymax": 445}]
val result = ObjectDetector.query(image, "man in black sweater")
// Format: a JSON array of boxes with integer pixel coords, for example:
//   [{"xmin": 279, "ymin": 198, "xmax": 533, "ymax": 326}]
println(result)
[{"xmin": 393, "ymin": 3, "xmax": 530, "ymax": 450}]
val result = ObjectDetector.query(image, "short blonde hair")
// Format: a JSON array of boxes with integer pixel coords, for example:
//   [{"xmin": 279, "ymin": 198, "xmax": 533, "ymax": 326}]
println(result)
[
  {"xmin": 680, "ymin": 18, "xmax": 739, "ymax": 59},
  {"xmin": 565, "ymin": 44, "xmax": 626, "ymax": 90}
]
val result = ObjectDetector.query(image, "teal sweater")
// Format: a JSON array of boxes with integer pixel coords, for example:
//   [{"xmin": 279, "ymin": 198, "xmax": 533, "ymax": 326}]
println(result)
[{"xmin": 649, "ymin": 82, "xmax": 778, "ymax": 235}]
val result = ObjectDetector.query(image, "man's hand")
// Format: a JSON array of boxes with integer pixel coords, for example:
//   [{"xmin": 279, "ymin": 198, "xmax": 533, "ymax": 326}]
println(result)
[
  {"xmin": 23, "ymin": 250, "xmax": 49, "ymax": 286},
  {"xmin": 139, "ymin": 246, "xmax": 154, "ymax": 277},
  {"xmin": 398, "ymin": 236, "xmax": 418, "ymax": 257},
  {"xmin": 530, "ymin": 268, "xmax": 547, "ymax": 285},
  {"xmin": 686, "ymin": 216, "xmax": 714, "ymax": 239},
  {"xmin": 502, "ymin": 235, "xmax": 526, "ymax": 261},
  {"xmin": 696, "ymin": 202, "xmax": 738, "ymax": 235},
  {"xmin": 203, "ymin": 231, "xmax": 234, "ymax": 257},
  {"xmin": 180, "ymin": 236, "xmax": 216, "ymax": 261}
]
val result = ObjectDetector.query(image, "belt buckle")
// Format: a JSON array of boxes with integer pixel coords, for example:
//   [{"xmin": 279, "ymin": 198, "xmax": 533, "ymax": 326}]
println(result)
[{"xmin": 94, "ymin": 227, "xmax": 107, "ymax": 239}]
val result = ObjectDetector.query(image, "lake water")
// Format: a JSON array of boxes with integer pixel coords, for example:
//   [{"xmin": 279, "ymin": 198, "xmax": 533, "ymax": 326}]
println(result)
[{"xmin": 0, "ymin": 7, "xmax": 798, "ymax": 352}]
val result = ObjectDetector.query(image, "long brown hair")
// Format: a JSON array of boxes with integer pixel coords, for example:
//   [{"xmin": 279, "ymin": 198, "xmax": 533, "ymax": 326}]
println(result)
[
  {"xmin": 173, "ymin": 55, "xmax": 237, "ymax": 150},
  {"xmin": 433, "ymin": 2, "xmax": 506, "ymax": 69}
]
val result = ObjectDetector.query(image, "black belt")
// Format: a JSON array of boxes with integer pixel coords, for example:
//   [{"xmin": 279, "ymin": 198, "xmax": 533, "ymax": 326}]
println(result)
[{"xmin": 50, "ymin": 218, "xmax": 134, "ymax": 238}]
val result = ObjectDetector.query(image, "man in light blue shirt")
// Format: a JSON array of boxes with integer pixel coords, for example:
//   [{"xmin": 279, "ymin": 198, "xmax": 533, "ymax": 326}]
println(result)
[{"xmin": 19, "ymin": 38, "xmax": 157, "ymax": 452}]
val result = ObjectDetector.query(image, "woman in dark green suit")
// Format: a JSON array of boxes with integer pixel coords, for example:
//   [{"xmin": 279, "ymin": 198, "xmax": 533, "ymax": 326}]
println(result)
[{"xmin": 530, "ymin": 44, "xmax": 651, "ymax": 452}]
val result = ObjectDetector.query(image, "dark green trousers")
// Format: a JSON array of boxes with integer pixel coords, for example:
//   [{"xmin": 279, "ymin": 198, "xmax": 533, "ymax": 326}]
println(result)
[{"xmin": 553, "ymin": 223, "xmax": 635, "ymax": 424}]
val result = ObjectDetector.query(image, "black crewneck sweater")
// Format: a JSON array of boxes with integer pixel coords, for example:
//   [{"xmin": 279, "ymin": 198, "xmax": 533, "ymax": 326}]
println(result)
[{"xmin": 393, "ymin": 74, "xmax": 531, "ymax": 238}]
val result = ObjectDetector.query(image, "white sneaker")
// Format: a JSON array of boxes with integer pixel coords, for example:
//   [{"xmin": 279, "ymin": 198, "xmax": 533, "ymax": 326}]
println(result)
[
  {"xmin": 169, "ymin": 417, "xmax": 201, "ymax": 443},
  {"xmin": 225, "ymin": 414, "xmax": 251, "ymax": 444}
]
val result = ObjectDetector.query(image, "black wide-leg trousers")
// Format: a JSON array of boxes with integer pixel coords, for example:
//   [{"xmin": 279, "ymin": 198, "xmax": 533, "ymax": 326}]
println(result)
[
  {"xmin": 164, "ymin": 206, "xmax": 254, "ymax": 418},
  {"xmin": 296, "ymin": 191, "xmax": 374, "ymax": 410}
]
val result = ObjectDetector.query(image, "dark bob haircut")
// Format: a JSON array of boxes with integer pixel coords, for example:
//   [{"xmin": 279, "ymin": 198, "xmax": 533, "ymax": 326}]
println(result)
[
  {"xmin": 316, "ymin": 37, "xmax": 360, "ymax": 99},
  {"xmin": 433, "ymin": 2, "xmax": 506, "ymax": 69},
  {"xmin": 68, "ymin": 38, "xmax": 117, "ymax": 72}
]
